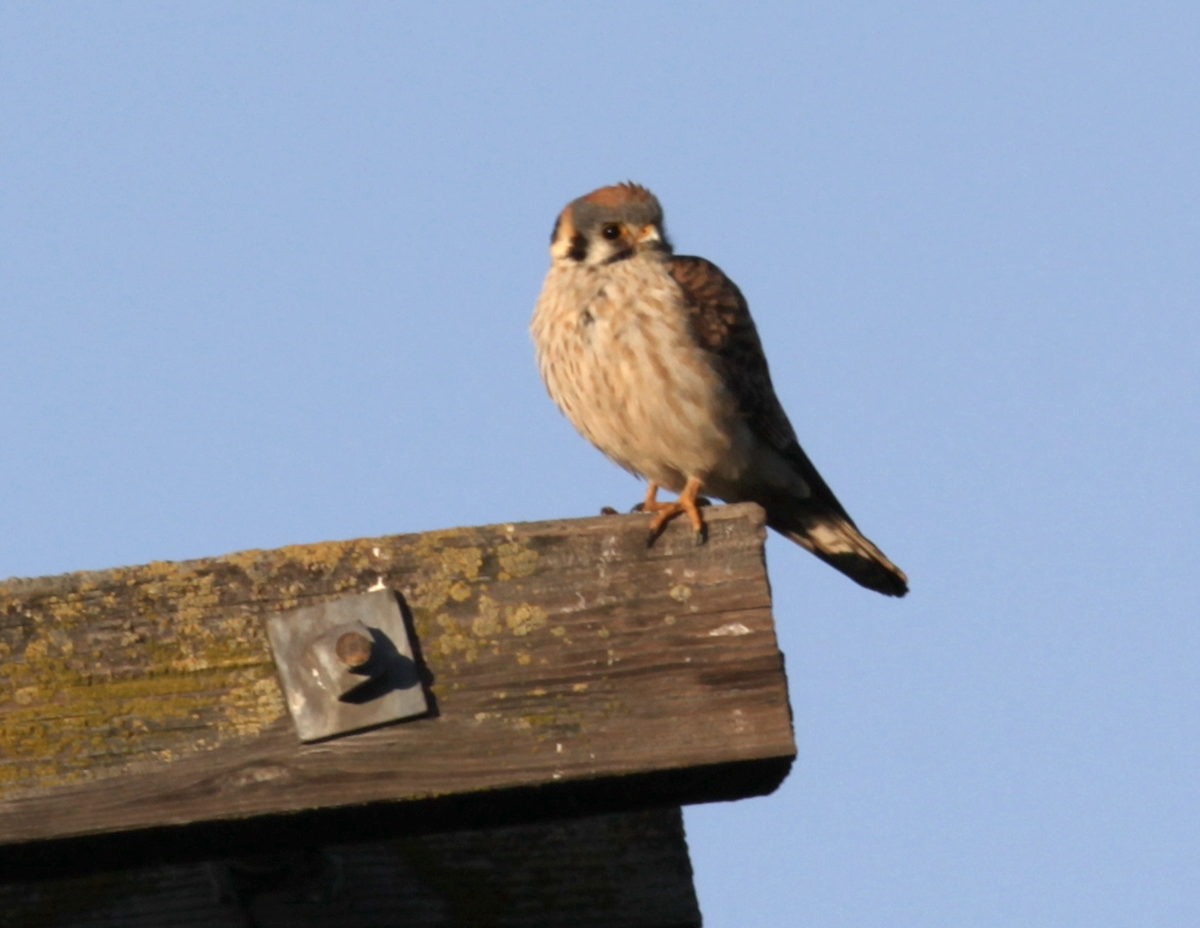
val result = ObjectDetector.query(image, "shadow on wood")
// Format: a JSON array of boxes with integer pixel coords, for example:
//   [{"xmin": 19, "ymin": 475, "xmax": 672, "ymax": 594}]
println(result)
[{"xmin": 0, "ymin": 808, "xmax": 700, "ymax": 928}]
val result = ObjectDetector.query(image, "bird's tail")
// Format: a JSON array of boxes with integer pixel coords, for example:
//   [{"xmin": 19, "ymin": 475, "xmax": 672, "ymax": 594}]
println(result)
[
  {"xmin": 758, "ymin": 441, "xmax": 909, "ymax": 597},
  {"xmin": 770, "ymin": 508, "xmax": 909, "ymax": 597}
]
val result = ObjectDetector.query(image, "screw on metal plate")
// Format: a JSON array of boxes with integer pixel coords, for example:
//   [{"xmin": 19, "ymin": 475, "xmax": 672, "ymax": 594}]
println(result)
[{"xmin": 265, "ymin": 588, "xmax": 428, "ymax": 742}]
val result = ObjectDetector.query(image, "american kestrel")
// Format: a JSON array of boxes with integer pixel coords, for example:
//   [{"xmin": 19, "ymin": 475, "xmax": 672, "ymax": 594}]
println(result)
[{"xmin": 531, "ymin": 183, "xmax": 908, "ymax": 597}]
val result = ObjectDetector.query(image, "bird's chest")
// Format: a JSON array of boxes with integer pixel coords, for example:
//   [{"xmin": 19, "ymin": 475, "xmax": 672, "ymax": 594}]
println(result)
[
  {"xmin": 532, "ymin": 262, "xmax": 742, "ymax": 484},
  {"xmin": 565, "ymin": 268, "xmax": 682, "ymax": 367},
  {"xmin": 534, "ymin": 263, "xmax": 698, "ymax": 409}
]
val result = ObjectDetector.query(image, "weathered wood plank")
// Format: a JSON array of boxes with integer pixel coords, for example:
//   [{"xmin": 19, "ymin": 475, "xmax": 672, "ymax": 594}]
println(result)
[
  {"xmin": 0, "ymin": 503, "xmax": 793, "ymax": 865},
  {"xmin": 0, "ymin": 808, "xmax": 700, "ymax": 928}
]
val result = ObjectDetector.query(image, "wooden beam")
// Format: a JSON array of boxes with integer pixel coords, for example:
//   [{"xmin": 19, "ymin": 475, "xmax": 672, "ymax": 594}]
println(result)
[
  {"xmin": 0, "ymin": 808, "xmax": 700, "ymax": 928},
  {"xmin": 0, "ymin": 503, "xmax": 793, "ymax": 873}
]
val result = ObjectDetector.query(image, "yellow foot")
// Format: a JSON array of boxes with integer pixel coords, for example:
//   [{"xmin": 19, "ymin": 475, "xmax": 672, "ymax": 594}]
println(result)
[{"xmin": 641, "ymin": 478, "xmax": 708, "ymax": 546}]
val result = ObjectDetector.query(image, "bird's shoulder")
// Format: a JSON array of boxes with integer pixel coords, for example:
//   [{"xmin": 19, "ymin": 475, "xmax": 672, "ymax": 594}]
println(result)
[
  {"xmin": 665, "ymin": 255, "xmax": 798, "ymax": 453},
  {"xmin": 664, "ymin": 255, "xmax": 747, "ymax": 348}
]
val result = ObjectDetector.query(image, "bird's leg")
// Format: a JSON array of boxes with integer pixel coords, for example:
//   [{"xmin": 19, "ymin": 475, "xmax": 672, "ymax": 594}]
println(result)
[
  {"xmin": 631, "ymin": 482, "xmax": 666, "ymax": 514},
  {"xmin": 639, "ymin": 483, "xmax": 664, "ymax": 513},
  {"xmin": 645, "ymin": 476, "xmax": 707, "ymax": 546}
]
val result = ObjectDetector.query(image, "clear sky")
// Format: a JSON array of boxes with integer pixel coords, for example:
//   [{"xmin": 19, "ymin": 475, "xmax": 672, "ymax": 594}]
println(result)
[{"xmin": 2, "ymin": 3, "xmax": 1197, "ymax": 925}]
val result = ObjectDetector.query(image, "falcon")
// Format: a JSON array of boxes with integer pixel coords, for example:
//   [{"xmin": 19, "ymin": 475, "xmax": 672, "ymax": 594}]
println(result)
[{"xmin": 531, "ymin": 183, "xmax": 908, "ymax": 597}]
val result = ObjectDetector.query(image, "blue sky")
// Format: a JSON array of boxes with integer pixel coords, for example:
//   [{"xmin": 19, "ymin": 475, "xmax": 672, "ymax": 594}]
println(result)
[{"xmin": 2, "ymin": 3, "xmax": 1197, "ymax": 924}]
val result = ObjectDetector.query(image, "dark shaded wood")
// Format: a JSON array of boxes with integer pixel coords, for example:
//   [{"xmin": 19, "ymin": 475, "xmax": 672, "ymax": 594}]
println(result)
[
  {"xmin": 0, "ymin": 504, "xmax": 793, "ymax": 871},
  {"xmin": 0, "ymin": 807, "xmax": 700, "ymax": 928}
]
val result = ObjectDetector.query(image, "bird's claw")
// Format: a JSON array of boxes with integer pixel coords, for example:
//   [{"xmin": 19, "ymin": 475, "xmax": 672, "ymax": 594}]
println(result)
[
  {"xmin": 644, "ymin": 504, "xmax": 708, "ymax": 547},
  {"xmin": 633, "ymin": 497, "xmax": 708, "ymax": 513},
  {"xmin": 645, "ymin": 519, "xmax": 708, "ymax": 547}
]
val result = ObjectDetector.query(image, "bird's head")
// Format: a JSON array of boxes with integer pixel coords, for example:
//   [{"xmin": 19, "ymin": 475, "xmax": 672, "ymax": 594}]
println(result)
[{"xmin": 549, "ymin": 183, "xmax": 672, "ymax": 266}]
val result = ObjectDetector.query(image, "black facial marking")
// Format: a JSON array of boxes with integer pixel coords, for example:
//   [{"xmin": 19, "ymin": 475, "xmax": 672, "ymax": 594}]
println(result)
[
  {"xmin": 567, "ymin": 233, "xmax": 589, "ymax": 261},
  {"xmin": 550, "ymin": 214, "xmax": 561, "ymax": 245},
  {"xmin": 604, "ymin": 247, "xmax": 635, "ymax": 264}
]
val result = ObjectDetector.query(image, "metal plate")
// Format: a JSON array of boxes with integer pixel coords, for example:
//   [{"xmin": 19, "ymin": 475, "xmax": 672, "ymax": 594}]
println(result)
[{"xmin": 265, "ymin": 589, "xmax": 428, "ymax": 742}]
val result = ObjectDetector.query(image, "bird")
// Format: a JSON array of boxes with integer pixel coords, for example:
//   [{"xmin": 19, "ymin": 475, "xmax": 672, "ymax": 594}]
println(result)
[{"xmin": 531, "ymin": 182, "xmax": 908, "ymax": 597}]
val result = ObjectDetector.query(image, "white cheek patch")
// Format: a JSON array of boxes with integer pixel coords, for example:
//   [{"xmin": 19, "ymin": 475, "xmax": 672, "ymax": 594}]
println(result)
[{"xmin": 582, "ymin": 238, "xmax": 624, "ymax": 267}]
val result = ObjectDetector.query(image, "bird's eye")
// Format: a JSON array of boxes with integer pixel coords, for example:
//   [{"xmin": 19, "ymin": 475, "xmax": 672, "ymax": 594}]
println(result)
[{"xmin": 602, "ymin": 224, "xmax": 622, "ymax": 240}]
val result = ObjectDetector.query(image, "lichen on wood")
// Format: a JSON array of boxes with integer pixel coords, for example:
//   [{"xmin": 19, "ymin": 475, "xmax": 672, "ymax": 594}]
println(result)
[{"xmin": 0, "ymin": 503, "xmax": 793, "ymax": 848}]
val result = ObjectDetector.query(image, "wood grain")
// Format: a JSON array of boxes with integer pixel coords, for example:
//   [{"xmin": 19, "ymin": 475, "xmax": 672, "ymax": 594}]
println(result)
[{"xmin": 0, "ymin": 503, "xmax": 793, "ymax": 870}]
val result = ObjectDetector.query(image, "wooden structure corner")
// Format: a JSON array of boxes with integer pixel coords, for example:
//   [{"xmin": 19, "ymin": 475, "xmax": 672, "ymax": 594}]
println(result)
[{"xmin": 0, "ymin": 503, "xmax": 794, "ymax": 926}]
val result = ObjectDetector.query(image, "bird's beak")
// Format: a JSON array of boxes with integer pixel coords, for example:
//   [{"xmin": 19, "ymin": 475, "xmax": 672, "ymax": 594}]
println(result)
[{"xmin": 636, "ymin": 224, "xmax": 662, "ymax": 245}]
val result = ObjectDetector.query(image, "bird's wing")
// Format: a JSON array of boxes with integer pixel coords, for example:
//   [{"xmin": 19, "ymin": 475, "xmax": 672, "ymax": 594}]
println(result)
[
  {"xmin": 666, "ymin": 252, "xmax": 863, "ymax": 525},
  {"xmin": 667, "ymin": 255, "xmax": 907, "ymax": 596},
  {"xmin": 666, "ymin": 255, "xmax": 800, "ymax": 454}
]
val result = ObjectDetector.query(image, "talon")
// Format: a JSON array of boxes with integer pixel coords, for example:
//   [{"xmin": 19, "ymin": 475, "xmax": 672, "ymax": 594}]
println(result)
[
  {"xmin": 600, "ymin": 506, "xmax": 618, "ymax": 516},
  {"xmin": 641, "ymin": 477, "xmax": 707, "ymax": 547},
  {"xmin": 646, "ymin": 505, "xmax": 681, "ymax": 545}
]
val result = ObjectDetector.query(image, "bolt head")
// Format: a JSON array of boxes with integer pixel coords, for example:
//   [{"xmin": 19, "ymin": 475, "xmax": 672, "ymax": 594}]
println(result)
[{"xmin": 335, "ymin": 631, "xmax": 374, "ymax": 669}]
